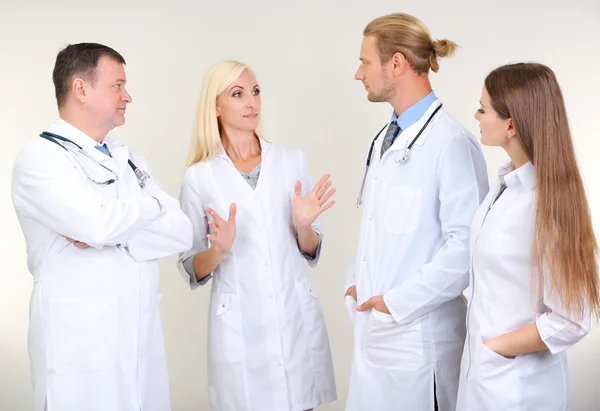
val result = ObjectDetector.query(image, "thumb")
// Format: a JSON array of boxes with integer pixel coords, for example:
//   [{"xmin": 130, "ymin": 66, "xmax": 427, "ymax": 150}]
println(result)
[
  {"xmin": 294, "ymin": 181, "xmax": 302, "ymax": 198},
  {"xmin": 356, "ymin": 298, "xmax": 373, "ymax": 312},
  {"xmin": 229, "ymin": 203, "xmax": 237, "ymax": 222}
]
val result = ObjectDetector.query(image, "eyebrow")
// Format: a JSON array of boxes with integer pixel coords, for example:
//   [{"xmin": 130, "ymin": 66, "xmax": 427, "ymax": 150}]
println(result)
[
  {"xmin": 231, "ymin": 84, "xmax": 260, "ymax": 91},
  {"xmin": 114, "ymin": 79, "xmax": 126, "ymax": 83},
  {"xmin": 479, "ymin": 100, "xmax": 486, "ymax": 108}
]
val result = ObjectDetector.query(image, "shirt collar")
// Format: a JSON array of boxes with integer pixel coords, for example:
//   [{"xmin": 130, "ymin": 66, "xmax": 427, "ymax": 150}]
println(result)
[
  {"xmin": 391, "ymin": 91, "xmax": 437, "ymax": 131},
  {"xmin": 47, "ymin": 118, "xmax": 107, "ymax": 151},
  {"xmin": 498, "ymin": 160, "xmax": 535, "ymax": 190}
]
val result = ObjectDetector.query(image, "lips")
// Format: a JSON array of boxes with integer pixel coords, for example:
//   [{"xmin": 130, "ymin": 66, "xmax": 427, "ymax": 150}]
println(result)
[{"xmin": 244, "ymin": 113, "xmax": 258, "ymax": 119}]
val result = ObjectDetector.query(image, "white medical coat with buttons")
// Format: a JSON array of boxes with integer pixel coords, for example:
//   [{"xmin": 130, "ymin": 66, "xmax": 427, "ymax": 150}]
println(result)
[
  {"xmin": 345, "ymin": 100, "xmax": 489, "ymax": 411},
  {"xmin": 11, "ymin": 119, "xmax": 193, "ymax": 411},
  {"xmin": 178, "ymin": 140, "xmax": 337, "ymax": 411},
  {"xmin": 456, "ymin": 161, "xmax": 590, "ymax": 411}
]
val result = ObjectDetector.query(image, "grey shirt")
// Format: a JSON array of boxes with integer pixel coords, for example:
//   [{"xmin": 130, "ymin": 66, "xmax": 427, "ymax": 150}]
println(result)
[{"xmin": 182, "ymin": 162, "xmax": 322, "ymax": 286}]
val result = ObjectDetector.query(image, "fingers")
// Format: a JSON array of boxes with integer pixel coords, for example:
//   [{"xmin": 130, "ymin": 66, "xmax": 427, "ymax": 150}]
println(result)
[
  {"xmin": 320, "ymin": 201, "xmax": 336, "ymax": 213},
  {"xmin": 205, "ymin": 207, "xmax": 223, "ymax": 226},
  {"xmin": 208, "ymin": 220, "xmax": 219, "ymax": 235},
  {"xmin": 311, "ymin": 174, "xmax": 330, "ymax": 195},
  {"xmin": 228, "ymin": 203, "xmax": 237, "ymax": 223},
  {"xmin": 345, "ymin": 285, "xmax": 357, "ymax": 301},
  {"xmin": 316, "ymin": 178, "xmax": 332, "ymax": 199},
  {"xmin": 207, "ymin": 234, "xmax": 217, "ymax": 243},
  {"xmin": 356, "ymin": 297, "xmax": 374, "ymax": 312},
  {"xmin": 319, "ymin": 188, "xmax": 336, "ymax": 206},
  {"xmin": 66, "ymin": 237, "xmax": 88, "ymax": 249},
  {"xmin": 294, "ymin": 181, "xmax": 302, "ymax": 198}
]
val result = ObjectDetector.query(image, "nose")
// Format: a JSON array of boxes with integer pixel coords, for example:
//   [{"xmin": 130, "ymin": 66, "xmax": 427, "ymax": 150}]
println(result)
[
  {"xmin": 473, "ymin": 111, "xmax": 479, "ymax": 121},
  {"xmin": 354, "ymin": 66, "xmax": 363, "ymax": 81},
  {"xmin": 123, "ymin": 88, "xmax": 132, "ymax": 103},
  {"xmin": 246, "ymin": 95, "xmax": 257, "ymax": 110}
]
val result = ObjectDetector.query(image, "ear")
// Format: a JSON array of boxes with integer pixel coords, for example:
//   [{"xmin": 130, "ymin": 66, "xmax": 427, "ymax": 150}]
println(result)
[
  {"xmin": 72, "ymin": 78, "xmax": 87, "ymax": 103},
  {"xmin": 506, "ymin": 118, "xmax": 517, "ymax": 139},
  {"xmin": 215, "ymin": 98, "xmax": 221, "ymax": 117},
  {"xmin": 390, "ymin": 52, "xmax": 408, "ymax": 76}
]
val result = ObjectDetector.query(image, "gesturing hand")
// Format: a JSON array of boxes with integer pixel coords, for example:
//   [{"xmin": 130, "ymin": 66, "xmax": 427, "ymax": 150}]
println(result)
[
  {"xmin": 205, "ymin": 203, "xmax": 237, "ymax": 254},
  {"xmin": 292, "ymin": 174, "xmax": 336, "ymax": 230}
]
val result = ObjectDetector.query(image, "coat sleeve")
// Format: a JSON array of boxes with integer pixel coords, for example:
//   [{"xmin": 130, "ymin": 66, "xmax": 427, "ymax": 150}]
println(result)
[
  {"xmin": 383, "ymin": 133, "xmax": 488, "ymax": 324},
  {"xmin": 124, "ymin": 154, "xmax": 193, "ymax": 262},
  {"xmin": 176, "ymin": 167, "xmax": 212, "ymax": 290},
  {"xmin": 535, "ymin": 270, "xmax": 591, "ymax": 354},
  {"xmin": 11, "ymin": 142, "xmax": 161, "ymax": 247}
]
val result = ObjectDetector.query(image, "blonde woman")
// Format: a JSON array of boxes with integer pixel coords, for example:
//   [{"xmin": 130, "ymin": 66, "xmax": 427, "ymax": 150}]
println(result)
[
  {"xmin": 178, "ymin": 61, "xmax": 337, "ymax": 411},
  {"xmin": 457, "ymin": 63, "xmax": 599, "ymax": 410}
]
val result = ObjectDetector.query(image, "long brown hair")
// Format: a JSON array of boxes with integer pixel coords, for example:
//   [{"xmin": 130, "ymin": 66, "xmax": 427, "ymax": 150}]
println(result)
[
  {"xmin": 486, "ymin": 63, "xmax": 599, "ymax": 319},
  {"xmin": 364, "ymin": 13, "xmax": 457, "ymax": 73}
]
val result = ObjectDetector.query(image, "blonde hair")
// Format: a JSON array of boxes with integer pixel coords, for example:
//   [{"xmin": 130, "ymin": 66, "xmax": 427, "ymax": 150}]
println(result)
[
  {"xmin": 364, "ymin": 13, "xmax": 457, "ymax": 73},
  {"xmin": 186, "ymin": 60, "xmax": 265, "ymax": 167}
]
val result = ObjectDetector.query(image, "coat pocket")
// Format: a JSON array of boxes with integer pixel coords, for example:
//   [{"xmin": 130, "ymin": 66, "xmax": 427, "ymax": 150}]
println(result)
[
  {"xmin": 295, "ymin": 280, "xmax": 328, "ymax": 347},
  {"xmin": 470, "ymin": 338, "xmax": 521, "ymax": 408},
  {"xmin": 363, "ymin": 310, "xmax": 425, "ymax": 371},
  {"xmin": 295, "ymin": 279, "xmax": 334, "ymax": 390},
  {"xmin": 479, "ymin": 337, "xmax": 516, "ymax": 367},
  {"xmin": 384, "ymin": 186, "xmax": 422, "ymax": 234},
  {"xmin": 208, "ymin": 293, "xmax": 244, "ymax": 362},
  {"xmin": 48, "ymin": 296, "xmax": 118, "ymax": 374}
]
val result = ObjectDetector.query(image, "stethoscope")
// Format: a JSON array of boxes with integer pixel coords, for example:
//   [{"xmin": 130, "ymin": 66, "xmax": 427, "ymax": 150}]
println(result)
[
  {"xmin": 40, "ymin": 132, "xmax": 151, "ymax": 188},
  {"xmin": 356, "ymin": 103, "xmax": 443, "ymax": 207}
]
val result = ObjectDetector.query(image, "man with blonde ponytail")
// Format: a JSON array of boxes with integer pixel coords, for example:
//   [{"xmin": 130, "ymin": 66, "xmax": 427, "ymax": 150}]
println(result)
[{"xmin": 344, "ymin": 13, "xmax": 488, "ymax": 411}]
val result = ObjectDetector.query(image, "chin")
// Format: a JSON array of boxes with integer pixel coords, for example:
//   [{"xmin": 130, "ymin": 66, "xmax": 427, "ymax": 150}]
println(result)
[{"xmin": 367, "ymin": 92, "xmax": 385, "ymax": 103}]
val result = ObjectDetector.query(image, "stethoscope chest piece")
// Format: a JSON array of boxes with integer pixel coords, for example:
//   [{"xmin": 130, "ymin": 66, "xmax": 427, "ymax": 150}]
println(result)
[{"xmin": 396, "ymin": 148, "xmax": 410, "ymax": 165}]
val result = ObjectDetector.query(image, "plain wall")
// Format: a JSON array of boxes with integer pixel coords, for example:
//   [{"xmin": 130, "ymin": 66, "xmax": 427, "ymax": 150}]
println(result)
[{"xmin": 1, "ymin": 0, "xmax": 599, "ymax": 409}]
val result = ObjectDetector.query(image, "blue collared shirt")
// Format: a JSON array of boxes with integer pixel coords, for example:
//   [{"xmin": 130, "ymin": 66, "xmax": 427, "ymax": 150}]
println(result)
[{"xmin": 391, "ymin": 91, "xmax": 437, "ymax": 143}]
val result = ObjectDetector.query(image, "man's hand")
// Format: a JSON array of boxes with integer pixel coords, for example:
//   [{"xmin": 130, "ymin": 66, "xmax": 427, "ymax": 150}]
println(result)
[
  {"xmin": 345, "ymin": 285, "xmax": 357, "ymax": 302},
  {"xmin": 356, "ymin": 294, "xmax": 390, "ymax": 314},
  {"xmin": 66, "ymin": 237, "xmax": 89, "ymax": 249}
]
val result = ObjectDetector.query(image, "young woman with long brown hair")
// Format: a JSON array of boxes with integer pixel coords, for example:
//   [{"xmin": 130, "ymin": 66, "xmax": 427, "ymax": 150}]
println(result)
[{"xmin": 457, "ymin": 62, "xmax": 599, "ymax": 411}]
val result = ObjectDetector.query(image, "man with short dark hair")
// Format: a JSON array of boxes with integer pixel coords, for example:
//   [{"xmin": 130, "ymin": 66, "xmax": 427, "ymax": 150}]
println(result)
[{"xmin": 11, "ymin": 43, "xmax": 192, "ymax": 411}]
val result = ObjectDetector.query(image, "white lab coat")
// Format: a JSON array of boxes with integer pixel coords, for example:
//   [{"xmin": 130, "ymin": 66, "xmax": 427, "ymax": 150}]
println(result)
[
  {"xmin": 178, "ymin": 140, "xmax": 337, "ymax": 411},
  {"xmin": 345, "ymin": 100, "xmax": 489, "ymax": 411},
  {"xmin": 456, "ymin": 161, "xmax": 590, "ymax": 411},
  {"xmin": 11, "ymin": 119, "xmax": 192, "ymax": 411}
]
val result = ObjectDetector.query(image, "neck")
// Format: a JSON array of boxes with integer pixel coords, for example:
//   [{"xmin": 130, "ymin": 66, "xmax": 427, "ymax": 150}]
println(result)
[
  {"xmin": 504, "ymin": 142, "xmax": 530, "ymax": 169},
  {"xmin": 221, "ymin": 127, "xmax": 260, "ymax": 161},
  {"xmin": 389, "ymin": 74, "xmax": 432, "ymax": 117},
  {"xmin": 60, "ymin": 107, "xmax": 108, "ymax": 143}
]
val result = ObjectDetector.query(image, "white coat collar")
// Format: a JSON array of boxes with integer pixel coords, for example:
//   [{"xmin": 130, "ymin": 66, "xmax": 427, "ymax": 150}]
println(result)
[
  {"xmin": 498, "ymin": 160, "xmax": 535, "ymax": 191},
  {"xmin": 390, "ymin": 98, "xmax": 443, "ymax": 151},
  {"xmin": 47, "ymin": 118, "xmax": 113, "ymax": 163}
]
